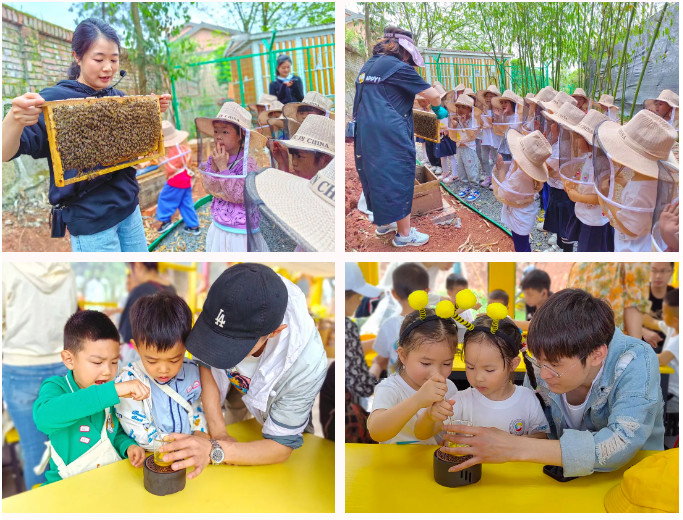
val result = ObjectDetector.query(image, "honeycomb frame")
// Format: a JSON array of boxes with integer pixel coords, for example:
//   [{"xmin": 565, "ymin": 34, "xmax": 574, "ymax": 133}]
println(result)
[
  {"xmin": 413, "ymin": 109, "xmax": 441, "ymax": 143},
  {"xmin": 42, "ymin": 95, "xmax": 165, "ymax": 187}
]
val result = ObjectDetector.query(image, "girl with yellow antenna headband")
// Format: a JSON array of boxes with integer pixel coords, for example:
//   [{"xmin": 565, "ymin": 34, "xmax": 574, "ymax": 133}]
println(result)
[
  {"xmin": 415, "ymin": 299, "xmax": 549, "ymax": 443},
  {"xmin": 367, "ymin": 290, "xmax": 462, "ymax": 445}
]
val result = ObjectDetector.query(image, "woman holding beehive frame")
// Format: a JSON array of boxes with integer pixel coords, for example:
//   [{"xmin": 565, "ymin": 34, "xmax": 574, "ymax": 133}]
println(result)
[
  {"xmin": 352, "ymin": 27, "xmax": 441, "ymax": 248},
  {"xmin": 2, "ymin": 18, "xmax": 172, "ymax": 252}
]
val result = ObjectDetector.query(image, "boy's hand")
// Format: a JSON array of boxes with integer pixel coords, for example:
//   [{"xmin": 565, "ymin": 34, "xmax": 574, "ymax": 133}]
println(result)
[
  {"xmin": 414, "ymin": 374, "xmax": 447, "ymax": 409},
  {"xmin": 115, "ymin": 380, "xmax": 150, "ymax": 401},
  {"xmin": 428, "ymin": 398, "xmax": 455, "ymax": 422},
  {"xmin": 127, "ymin": 444, "xmax": 146, "ymax": 468}
]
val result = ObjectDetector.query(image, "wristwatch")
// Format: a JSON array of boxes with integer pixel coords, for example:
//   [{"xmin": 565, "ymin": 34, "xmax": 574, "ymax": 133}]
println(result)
[{"xmin": 209, "ymin": 439, "xmax": 225, "ymax": 465}]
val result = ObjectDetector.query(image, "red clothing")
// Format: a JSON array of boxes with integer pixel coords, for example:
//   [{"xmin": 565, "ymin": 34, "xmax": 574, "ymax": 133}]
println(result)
[{"xmin": 165, "ymin": 145, "xmax": 193, "ymax": 189}]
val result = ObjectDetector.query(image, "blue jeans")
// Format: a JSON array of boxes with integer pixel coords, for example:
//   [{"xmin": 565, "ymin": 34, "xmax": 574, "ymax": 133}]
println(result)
[
  {"xmin": 2, "ymin": 362, "xmax": 67, "ymax": 489},
  {"xmin": 156, "ymin": 184, "xmax": 199, "ymax": 228},
  {"xmin": 70, "ymin": 205, "xmax": 148, "ymax": 252}
]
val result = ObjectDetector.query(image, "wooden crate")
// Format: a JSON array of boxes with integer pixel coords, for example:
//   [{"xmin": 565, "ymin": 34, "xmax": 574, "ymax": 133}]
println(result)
[
  {"xmin": 412, "ymin": 164, "xmax": 443, "ymax": 216},
  {"xmin": 137, "ymin": 166, "xmax": 168, "ymax": 210},
  {"xmin": 42, "ymin": 95, "xmax": 164, "ymax": 187}
]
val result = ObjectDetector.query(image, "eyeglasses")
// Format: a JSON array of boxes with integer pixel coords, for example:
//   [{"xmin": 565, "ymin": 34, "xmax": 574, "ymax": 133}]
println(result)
[
  {"xmin": 522, "ymin": 351, "xmax": 586, "ymax": 379},
  {"xmin": 651, "ymin": 268, "xmax": 673, "ymax": 276}
]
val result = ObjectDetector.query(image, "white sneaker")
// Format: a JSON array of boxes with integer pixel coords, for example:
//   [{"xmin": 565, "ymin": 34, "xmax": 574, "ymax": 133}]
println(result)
[
  {"xmin": 392, "ymin": 227, "xmax": 430, "ymax": 247},
  {"xmin": 547, "ymin": 234, "xmax": 557, "ymax": 246},
  {"xmin": 375, "ymin": 223, "xmax": 398, "ymax": 236},
  {"xmin": 434, "ymin": 166, "xmax": 442, "ymax": 174}
]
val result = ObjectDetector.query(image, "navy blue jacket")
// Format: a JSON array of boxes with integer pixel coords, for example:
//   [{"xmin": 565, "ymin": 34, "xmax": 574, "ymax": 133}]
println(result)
[
  {"xmin": 12, "ymin": 80, "xmax": 140, "ymax": 236},
  {"xmin": 269, "ymin": 76, "xmax": 304, "ymax": 104}
]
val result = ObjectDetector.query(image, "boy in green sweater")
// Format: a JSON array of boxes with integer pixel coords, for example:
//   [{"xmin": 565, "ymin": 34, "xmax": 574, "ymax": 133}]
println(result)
[{"xmin": 33, "ymin": 310, "xmax": 150, "ymax": 484}]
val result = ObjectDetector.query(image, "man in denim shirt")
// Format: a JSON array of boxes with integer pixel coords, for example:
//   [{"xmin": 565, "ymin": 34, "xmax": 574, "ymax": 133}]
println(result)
[{"xmin": 443, "ymin": 289, "xmax": 664, "ymax": 477}]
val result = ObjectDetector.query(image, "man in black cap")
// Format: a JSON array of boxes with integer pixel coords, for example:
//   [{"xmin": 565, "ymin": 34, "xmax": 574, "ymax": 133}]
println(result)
[{"xmin": 159, "ymin": 263, "xmax": 327, "ymax": 477}]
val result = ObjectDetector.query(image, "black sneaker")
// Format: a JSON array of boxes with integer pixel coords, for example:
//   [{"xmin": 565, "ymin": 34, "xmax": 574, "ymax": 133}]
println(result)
[
  {"xmin": 183, "ymin": 226, "xmax": 201, "ymax": 236},
  {"xmin": 157, "ymin": 221, "xmax": 173, "ymax": 233}
]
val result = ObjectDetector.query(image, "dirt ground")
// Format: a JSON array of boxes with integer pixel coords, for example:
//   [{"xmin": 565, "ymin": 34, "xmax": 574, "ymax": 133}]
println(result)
[
  {"xmin": 345, "ymin": 142, "xmax": 514, "ymax": 252},
  {"xmin": 2, "ymin": 181, "xmax": 208, "ymax": 252}
]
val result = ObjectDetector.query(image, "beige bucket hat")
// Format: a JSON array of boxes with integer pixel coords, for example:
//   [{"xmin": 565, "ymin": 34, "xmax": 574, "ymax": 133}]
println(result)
[
  {"xmin": 491, "ymin": 90, "xmax": 524, "ymax": 113},
  {"xmin": 564, "ymin": 109, "xmax": 609, "ymax": 143},
  {"xmin": 283, "ymin": 91, "xmax": 334, "ymax": 121},
  {"xmin": 542, "ymin": 100, "xmax": 586, "ymax": 128},
  {"xmin": 256, "ymin": 101, "xmax": 284, "ymax": 128},
  {"xmin": 596, "ymin": 109, "xmax": 678, "ymax": 178},
  {"xmin": 275, "ymin": 114, "xmax": 335, "ymax": 157},
  {"xmin": 476, "ymin": 84, "xmax": 502, "ymax": 107},
  {"xmin": 539, "ymin": 91, "xmax": 577, "ymax": 113},
  {"xmin": 161, "ymin": 120, "xmax": 189, "ymax": 147},
  {"xmin": 195, "ymin": 102, "xmax": 268, "ymax": 150},
  {"xmin": 507, "ymin": 129, "xmax": 552, "ymax": 182},
  {"xmin": 432, "ymin": 81, "xmax": 449, "ymax": 99},
  {"xmin": 462, "ymin": 87, "xmax": 476, "ymax": 99},
  {"xmin": 644, "ymin": 89, "xmax": 679, "ymax": 113},
  {"xmin": 248, "ymin": 94, "xmax": 278, "ymax": 113},
  {"xmin": 251, "ymin": 157, "xmax": 335, "ymax": 251},
  {"xmin": 527, "ymin": 86, "xmax": 557, "ymax": 107},
  {"xmin": 571, "ymin": 87, "xmax": 589, "ymax": 103},
  {"xmin": 596, "ymin": 94, "xmax": 618, "ymax": 109}
]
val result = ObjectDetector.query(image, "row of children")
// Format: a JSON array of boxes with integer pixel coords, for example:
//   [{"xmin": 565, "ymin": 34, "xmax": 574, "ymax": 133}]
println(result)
[
  {"xmin": 421, "ymin": 83, "xmax": 678, "ymax": 252},
  {"xmin": 33, "ymin": 264, "xmax": 327, "ymax": 484},
  {"xmin": 152, "ymin": 90, "xmax": 335, "ymax": 252},
  {"xmin": 345, "ymin": 262, "xmax": 678, "ymax": 478}
]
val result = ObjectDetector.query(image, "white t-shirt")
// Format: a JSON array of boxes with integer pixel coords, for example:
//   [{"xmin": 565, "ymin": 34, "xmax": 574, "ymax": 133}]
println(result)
[
  {"xmin": 451, "ymin": 386, "xmax": 549, "ymax": 436},
  {"xmin": 371, "ymin": 372, "xmax": 458, "ymax": 444},
  {"xmin": 560, "ymin": 364, "xmax": 605, "ymax": 429},
  {"xmin": 660, "ymin": 323, "xmax": 679, "ymax": 413},
  {"xmin": 373, "ymin": 314, "xmax": 404, "ymax": 373}
]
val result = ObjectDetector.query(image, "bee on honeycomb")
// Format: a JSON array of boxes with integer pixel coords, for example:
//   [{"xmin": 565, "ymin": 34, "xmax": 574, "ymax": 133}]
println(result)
[{"xmin": 52, "ymin": 97, "xmax": 161, "ymax": 175}]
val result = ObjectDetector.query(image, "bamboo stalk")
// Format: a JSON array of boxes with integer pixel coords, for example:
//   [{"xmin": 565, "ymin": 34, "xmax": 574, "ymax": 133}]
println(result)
[
  {"xmin": 628, "ymin": 2, "xmax": 668, "ymax": 119},
  {"xmin": 612, "ymin": 3, "xmax": 637, "ymax": 99}
]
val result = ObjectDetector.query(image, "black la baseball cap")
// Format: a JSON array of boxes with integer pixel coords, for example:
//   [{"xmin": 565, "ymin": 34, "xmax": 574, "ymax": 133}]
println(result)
[{"xmin": 185, "ymin": 263, "xmax": 288, "ymax": 369}]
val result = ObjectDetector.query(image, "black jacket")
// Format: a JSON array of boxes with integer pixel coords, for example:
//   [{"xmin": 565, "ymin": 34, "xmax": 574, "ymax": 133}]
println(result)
[
  {"xmin": 269, "ymin": 76, "xmax": 304, "ymax": 104},
  {"xmin": 13, "ymin": 80, "xmax": 140, "ymax": 236}
]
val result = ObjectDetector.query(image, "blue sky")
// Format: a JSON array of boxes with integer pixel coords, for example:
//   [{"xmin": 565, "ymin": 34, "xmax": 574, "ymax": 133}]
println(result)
[{"xmin": 5, "ymin": 2, "xmax": 212, "ymax": 31}]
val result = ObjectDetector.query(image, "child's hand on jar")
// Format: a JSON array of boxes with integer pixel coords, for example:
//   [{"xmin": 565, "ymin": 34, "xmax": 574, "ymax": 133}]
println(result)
[
  {"xmin": 428, "ymin": 398, "xmax": 455, "ymax": 422},
  {"xmin": 414, "ymin": 373, "xmax": 447, "ymax": 409},
  {"xmin": 213, "ymin": 143, "xmax": 229, "ymax": 171}
]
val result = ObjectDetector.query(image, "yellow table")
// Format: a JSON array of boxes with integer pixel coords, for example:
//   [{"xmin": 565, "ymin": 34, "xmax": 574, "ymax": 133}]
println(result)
[
  {"xmin": 3, "ymin": 419, "xmax": 334, "ymax": 513},
  {"xmin": 345, "ymin": 444, "xmax": 657, "ymax": 513}
]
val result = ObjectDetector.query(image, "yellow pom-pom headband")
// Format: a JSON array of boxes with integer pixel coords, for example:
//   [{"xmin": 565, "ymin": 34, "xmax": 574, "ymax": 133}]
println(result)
[
  {"xmin": 399, "ymin": 290, "xmax": 477, "ymax": 344},
  {"xmin": 487, "ymin": 303, "xmax": 508, "ymax": 333}
]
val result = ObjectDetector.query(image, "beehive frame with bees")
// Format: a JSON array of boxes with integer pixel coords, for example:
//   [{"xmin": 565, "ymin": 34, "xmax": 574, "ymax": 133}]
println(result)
[
  {"xmin": 413, "ymin": 109, "xmax": 441, "ymax": 143},
  {"xmin": 42, "ymin": 95, "xmax": 164, "ymax": 187}
]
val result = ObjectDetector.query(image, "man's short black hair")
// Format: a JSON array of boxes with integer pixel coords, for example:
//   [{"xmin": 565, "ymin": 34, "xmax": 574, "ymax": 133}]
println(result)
[
  {"xmin": 528, "ymin": 288, "xmax": 615, "ymax": 364},
  {"xmin": 520, "ymin": 269, "xmax": 551, "ymax": 293},
  {"xmin": 64, "ymin": 310, "xmax": 120, "ymax": 353},
  {"xmin": 446, "ymin": 274, "xmax": 468, "ymax": 292},
  {"xmin": 130, "ymin": 292, "xmax": 192, "ymax": 351},
  {"xmin": 488, "ymin": 289, "xmax": 510, "ymax": 307},
  {"xmin": 392, "ymin": 263, "xmax": 429, "ymax": 300},
  {"xmin": 664, "ymin": 288, "xmax": 679, "ymax": 308}
]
